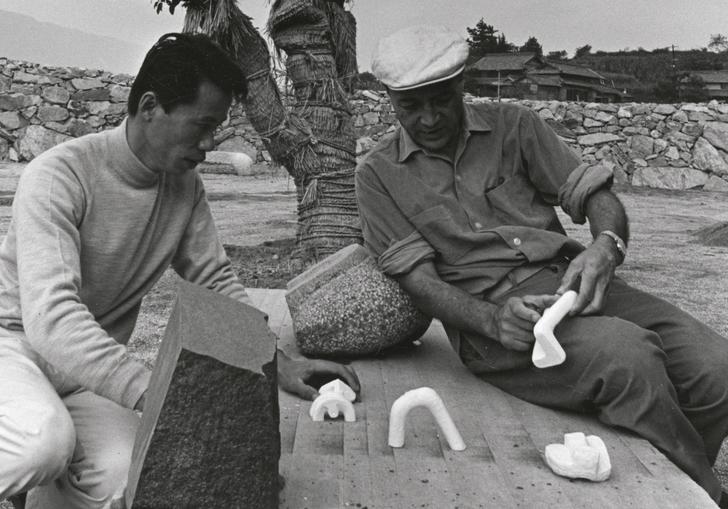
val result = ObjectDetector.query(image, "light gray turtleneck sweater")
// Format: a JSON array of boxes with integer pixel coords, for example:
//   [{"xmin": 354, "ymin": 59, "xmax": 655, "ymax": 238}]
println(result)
[{"xmin": 0, "ymin": 120, "xmax": 251, "ymax": 409}]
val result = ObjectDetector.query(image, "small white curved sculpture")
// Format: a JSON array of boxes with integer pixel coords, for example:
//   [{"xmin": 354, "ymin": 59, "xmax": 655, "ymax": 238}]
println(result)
[
  {"xmin": 532, "ymin": 290, "xmax": 577, "ymax": 368},
  {"xmin": 544, "ymin": 432, "xmax": 611, "ymax": 482},
  {"xmin": 388, "ymin": 387, "xmax": 466, "ymax": 451},
  {"xmin": 309, "ymin": 392, "xmax": 356, "ymax": 422}
]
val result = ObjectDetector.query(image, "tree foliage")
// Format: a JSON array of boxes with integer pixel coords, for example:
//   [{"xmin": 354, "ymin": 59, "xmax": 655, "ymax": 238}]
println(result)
[
  {"xmin": 708, "ymin": 33, "xmax": 728, "ymax": 53},
  {"xmin": 574, "ymin": 44, "xmax": 592, "ymax": 59},
  {"xmin": 466, "ymin": 18, "xmax": 514, "ymax": 59},
  {"xmin": 574, "ymin": 48, "xmax": 728, "ymax": 102},
  {"xmin": 153, "ymin": 0, "xmax": 191, "ymax": 15},
  {"xmin": 547, "ymin": 50, "xmax": 568, "ymax": 61},
  {"xmin": 519, "ymin": 36, "xmax": 543, "ymax": 56},
  {"xmin": 679, "ymin": 73, "xmax": 710, "ymax": 102}
]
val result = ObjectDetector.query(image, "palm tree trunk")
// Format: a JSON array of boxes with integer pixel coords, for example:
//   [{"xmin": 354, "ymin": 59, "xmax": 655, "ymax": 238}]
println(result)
[
  {"xmin": 181, "ymin": 0, "xmax": 361, "ymax": 259},
  {"xmin": 268, "ymin": 0, "xmax": 360, "ymax": 257}
]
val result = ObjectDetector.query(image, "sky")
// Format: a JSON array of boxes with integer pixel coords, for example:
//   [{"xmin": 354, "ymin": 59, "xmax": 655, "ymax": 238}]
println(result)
[{"xmin": 1, "ymin": 0, "xmax": 726, "ymax": 72}]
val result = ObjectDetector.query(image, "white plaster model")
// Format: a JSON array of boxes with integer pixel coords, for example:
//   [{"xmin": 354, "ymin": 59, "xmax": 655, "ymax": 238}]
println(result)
[
  {"xmin": 318, "ymin": 378, "xmax": 356, "ymax": 402},
  {"xmin": 309, "ymin": 392, "xmax": 356, "ymax": 422},
  {"xmin": 544, "ymin": 432, "xmax": 612, "ymax": 482},
  {"xmin": 388, "ymin": 387, "xmax": 466, "ymax": 451},
  {"xmin": 532, "ymin": 290, "xmax": 577, "ymax": 368}
]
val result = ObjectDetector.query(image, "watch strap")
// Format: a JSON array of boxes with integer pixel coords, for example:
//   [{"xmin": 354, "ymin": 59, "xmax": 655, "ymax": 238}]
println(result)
[{"xmin": 599, "ymin": 230, "xmax": 627, "ymax": 263}]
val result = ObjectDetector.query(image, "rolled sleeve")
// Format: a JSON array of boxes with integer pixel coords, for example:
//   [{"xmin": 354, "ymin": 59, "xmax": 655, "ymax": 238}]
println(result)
[
  {"xmin": 355, "ymin": 163, "xmax": 435, "ymax": 275},
  {"xmin": 519, "ymin": 108, "xmax": 582, "ymax": 204},
  {"xmin": 378, "ymin": 231, "xmax": 435, "ymax": 277},
  {"xmin": 558, "ymin": 162, "xmax": 614, "ymax": 224}
]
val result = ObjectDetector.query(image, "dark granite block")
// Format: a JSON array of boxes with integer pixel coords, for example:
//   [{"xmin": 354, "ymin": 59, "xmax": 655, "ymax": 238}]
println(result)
[{"xmin": 125, "ymin": 281, "xmax": 279, "ymax": 509}]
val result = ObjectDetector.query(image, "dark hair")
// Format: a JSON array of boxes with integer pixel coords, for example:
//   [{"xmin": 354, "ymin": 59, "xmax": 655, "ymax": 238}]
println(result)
[{"xmin": 128, "ymin": 32, "xmax": 247, "ymax": 115}]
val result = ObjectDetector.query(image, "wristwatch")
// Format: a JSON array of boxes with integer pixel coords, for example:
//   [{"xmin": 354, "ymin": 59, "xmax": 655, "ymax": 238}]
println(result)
[{"xmin": 599, "ymin": 230, "xmax": 627, "ymax": 264}]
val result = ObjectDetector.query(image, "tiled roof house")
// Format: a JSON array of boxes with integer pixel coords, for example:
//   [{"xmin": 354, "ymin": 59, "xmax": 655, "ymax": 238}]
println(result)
[{"xmin": 466, "ymin": 53, "xmax": 629, "ymax": 102}]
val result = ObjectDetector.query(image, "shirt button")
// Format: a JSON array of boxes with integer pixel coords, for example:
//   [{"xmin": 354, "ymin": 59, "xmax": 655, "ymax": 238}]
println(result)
[
  {"xmin": 474, "ymin": 222, "xmax": 482, "ymax": 229},
  {"xmin": 513, "ymin": 237, "xmax": 522, "ymax": 246},
  {"xmin": 454, "ymin": 175, "xmax": 462, "ymax": 182}
]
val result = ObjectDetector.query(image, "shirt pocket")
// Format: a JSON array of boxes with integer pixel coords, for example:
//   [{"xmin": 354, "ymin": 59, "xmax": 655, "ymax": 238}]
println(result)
[
  {"xmin": 409, "ymin": 205, "xmax": 469, "ymax": 262},
  {"xmin": 484, "ymin": 174, "xmax": 554, "ymax": 227}
]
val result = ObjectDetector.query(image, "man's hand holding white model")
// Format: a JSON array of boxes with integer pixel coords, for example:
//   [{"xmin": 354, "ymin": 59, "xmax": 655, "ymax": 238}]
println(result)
[
  {"xmin": 491, "ymin": 295, "xmax": 559, "ymax": 352},
  {"xmin": 492, "ymin": 233, "xmax": 620, "ymax": 353}
]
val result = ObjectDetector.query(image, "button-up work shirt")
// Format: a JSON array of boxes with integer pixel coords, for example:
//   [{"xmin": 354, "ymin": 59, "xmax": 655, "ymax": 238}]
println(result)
[{"xmin": 355, "ymin": 101, "xmax": 613, "ymax": 297}]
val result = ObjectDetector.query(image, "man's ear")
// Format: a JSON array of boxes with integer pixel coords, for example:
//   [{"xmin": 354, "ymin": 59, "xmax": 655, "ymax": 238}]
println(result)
[{"xmin": 137, "ymin": 91, "xmax": 160, "ymax": 120}]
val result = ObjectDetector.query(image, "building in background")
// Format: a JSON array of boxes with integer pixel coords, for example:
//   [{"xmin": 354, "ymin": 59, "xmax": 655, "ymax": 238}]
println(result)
[
  {"xmin": 687, "ymin": 70, "xmax": 728, "ymax": 100},
  {"xmin": 466, "ymin": 52, "xmax": 631, "ymax": 102}
]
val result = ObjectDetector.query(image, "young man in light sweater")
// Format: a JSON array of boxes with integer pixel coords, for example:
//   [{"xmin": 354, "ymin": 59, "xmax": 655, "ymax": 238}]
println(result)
[{"xmin": 0, "ymin": 33, "xmax": 359, "ymax": 509}]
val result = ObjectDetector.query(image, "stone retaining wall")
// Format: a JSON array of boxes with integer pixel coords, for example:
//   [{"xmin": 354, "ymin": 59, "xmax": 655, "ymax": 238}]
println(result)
[
  {"xmin": 352, "ymin": 90, "xmax": 728, "ymax": 192},
  {"xmin": 2, "ymin": 57, "xmax": 727, "ymax": 192},
  {"xmin": 0, "ymin": 57, "xmax": 267, "ymax": 163}
]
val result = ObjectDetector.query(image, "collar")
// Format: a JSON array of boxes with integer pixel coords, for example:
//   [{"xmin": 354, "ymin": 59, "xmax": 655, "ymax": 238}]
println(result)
[
  {"xmin": 397, "ymin": 102, "xmax": 493, "ymax": 163},
  {"xmin": 108, "ymin": 118, "xmax": 160, "ymax": 189}
]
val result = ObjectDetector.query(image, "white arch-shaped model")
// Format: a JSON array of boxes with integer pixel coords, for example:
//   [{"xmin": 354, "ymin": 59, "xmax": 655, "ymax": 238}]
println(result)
[
  {"xmin": 309, "ymin": 392, "xmax": 356, "ymax": 422},
  {"xmin": 388, "ymin": 387, "xmax": 466, "ymax": 451}
]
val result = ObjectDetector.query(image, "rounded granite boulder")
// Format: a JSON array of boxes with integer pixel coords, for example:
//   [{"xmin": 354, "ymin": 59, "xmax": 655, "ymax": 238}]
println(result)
[{"xmin": 286, "ymin": 245, "xmax": 431, "ymax": 357}]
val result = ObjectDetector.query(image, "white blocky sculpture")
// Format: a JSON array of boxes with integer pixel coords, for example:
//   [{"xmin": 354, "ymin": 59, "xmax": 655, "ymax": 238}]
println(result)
[
  {"xmin": 532, "ymin": 290, "xmax": 577, "ymax": 368},
  {"xmin": 319, "ymin": 378, "xmax": 356, "ymax": 402},
  {"xmin": 310, "ymin": 379, "xmax": 356, "ymax": 422},
  {"xmin": 544, "ymin": 432, "xmax": 612, "ymax": 482},
  {"xmin": 388, "ymin": 387, "xmax": 466, "ymax": 451}
]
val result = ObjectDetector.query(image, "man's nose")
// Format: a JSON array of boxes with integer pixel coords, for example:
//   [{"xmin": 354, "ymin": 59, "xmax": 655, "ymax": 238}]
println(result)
[
  {"xmin": 198, "ymin": 131, "xmax": 215, "ymax": 151},
  {"xmin": 419, "ymin": 105, "xmax": 439, "ymax": 128}
]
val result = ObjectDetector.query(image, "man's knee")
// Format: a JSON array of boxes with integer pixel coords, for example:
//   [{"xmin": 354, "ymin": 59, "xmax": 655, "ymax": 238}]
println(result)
[
  {"xmin": 68, "ymin": 427, "xmax": 135, "ymax": 503},
  {"xmin": 0, "ymin": 400, "xmax": 76, "ymax": 489},
  {"xmin": 562, "ymin": 317, "xmax": 668, "ymax": 393},
  {"xmin": 678, "ymin": 350, "xmax": 728, "ymax": 410}
]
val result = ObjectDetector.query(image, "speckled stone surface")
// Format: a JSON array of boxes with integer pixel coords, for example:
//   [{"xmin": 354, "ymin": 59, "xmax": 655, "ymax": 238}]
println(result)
[
  {"xmin": 125, "ymin": 282, "xmax": 279, "ymax": 508},
  {"xmin": 286, "ymin": 245, "xmax": 431, "ymax": 357}
]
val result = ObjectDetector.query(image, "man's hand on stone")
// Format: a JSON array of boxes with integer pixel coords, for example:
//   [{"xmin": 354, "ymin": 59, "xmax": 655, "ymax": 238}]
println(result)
[
  {"xmin": 492, "ymin": 294, "xmax": 559, "ymax": 351},
  {"xmin": 557, "ymin": 236, "xmax": 618, "ymax": 315},
  {"xmin": 277, "ymin": 349, "xmax": 361, "ymax": 401}
]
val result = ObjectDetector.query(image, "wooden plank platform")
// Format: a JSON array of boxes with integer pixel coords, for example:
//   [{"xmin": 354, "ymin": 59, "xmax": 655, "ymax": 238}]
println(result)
[{"xmin": 246, "ymin": 289, "xmax": 717, "ymax": 509}]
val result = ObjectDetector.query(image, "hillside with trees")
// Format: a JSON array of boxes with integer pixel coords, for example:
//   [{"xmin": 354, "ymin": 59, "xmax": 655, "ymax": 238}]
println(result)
[
  {"xmin": 573, "ymin": 46, "xmax": 728, "ymax": 102},
  {"xmin": 463, "ymin": 18, "xmax": 728, "ymax": 102}
]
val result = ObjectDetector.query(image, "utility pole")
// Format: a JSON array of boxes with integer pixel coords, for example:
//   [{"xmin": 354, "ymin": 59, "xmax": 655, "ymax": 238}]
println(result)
[
  {"xmin": 497, "ymin": 70, "xmax": 501, "ymax": 102},
  {"xmin": 671, "ymin": 44, "xmax": 680, "ymax": 102}
]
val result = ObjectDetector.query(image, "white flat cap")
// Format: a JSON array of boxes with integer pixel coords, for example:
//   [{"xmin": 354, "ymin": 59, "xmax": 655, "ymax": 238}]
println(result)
[{"xmin": 372, "ymin": 25, "xmax": 469, "ymax": 91}]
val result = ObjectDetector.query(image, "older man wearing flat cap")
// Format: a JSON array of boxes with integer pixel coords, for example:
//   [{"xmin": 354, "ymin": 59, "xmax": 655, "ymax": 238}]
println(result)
[{"xmin": 355, "ymin": 24, "xmax": 728, "ymax": 504}]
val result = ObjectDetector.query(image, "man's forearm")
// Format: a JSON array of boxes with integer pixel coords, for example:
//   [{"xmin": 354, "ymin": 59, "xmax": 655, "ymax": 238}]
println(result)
[
  {"xmin": 397, "ymin": 262, "xmax": 499, "ymax": 339},
  {"xmin": 584, "ymin": 189, "xmax": 629, "ymax": 242},
  {"xmin": 584, "ymin": 189, "xmax": 629, "ymax": 263}
]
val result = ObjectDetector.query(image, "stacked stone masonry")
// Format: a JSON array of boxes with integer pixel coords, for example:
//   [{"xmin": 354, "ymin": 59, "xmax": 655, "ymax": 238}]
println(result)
[
  {"xmin": 0, "ymin": 57, "xmax": 266, "ymax": 164},
  {"xmin": 2, "ymin": 57, "xmax": 727, "ymax": 192},
  {"xmin": 351, "ymin": 91, "xmax": 728, "ymax": 193}
]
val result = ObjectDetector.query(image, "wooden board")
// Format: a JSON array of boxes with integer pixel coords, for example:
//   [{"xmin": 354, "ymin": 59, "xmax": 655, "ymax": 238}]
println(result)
[{"xmin": 247, "ymin": 289, "xmax": 718, "ymax": 509}]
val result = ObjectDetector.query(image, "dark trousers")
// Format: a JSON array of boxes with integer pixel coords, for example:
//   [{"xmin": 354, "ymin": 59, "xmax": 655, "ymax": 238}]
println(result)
[{"xmin": 459, "ymin": 263, "xmax": 728, "ymax": 502}]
